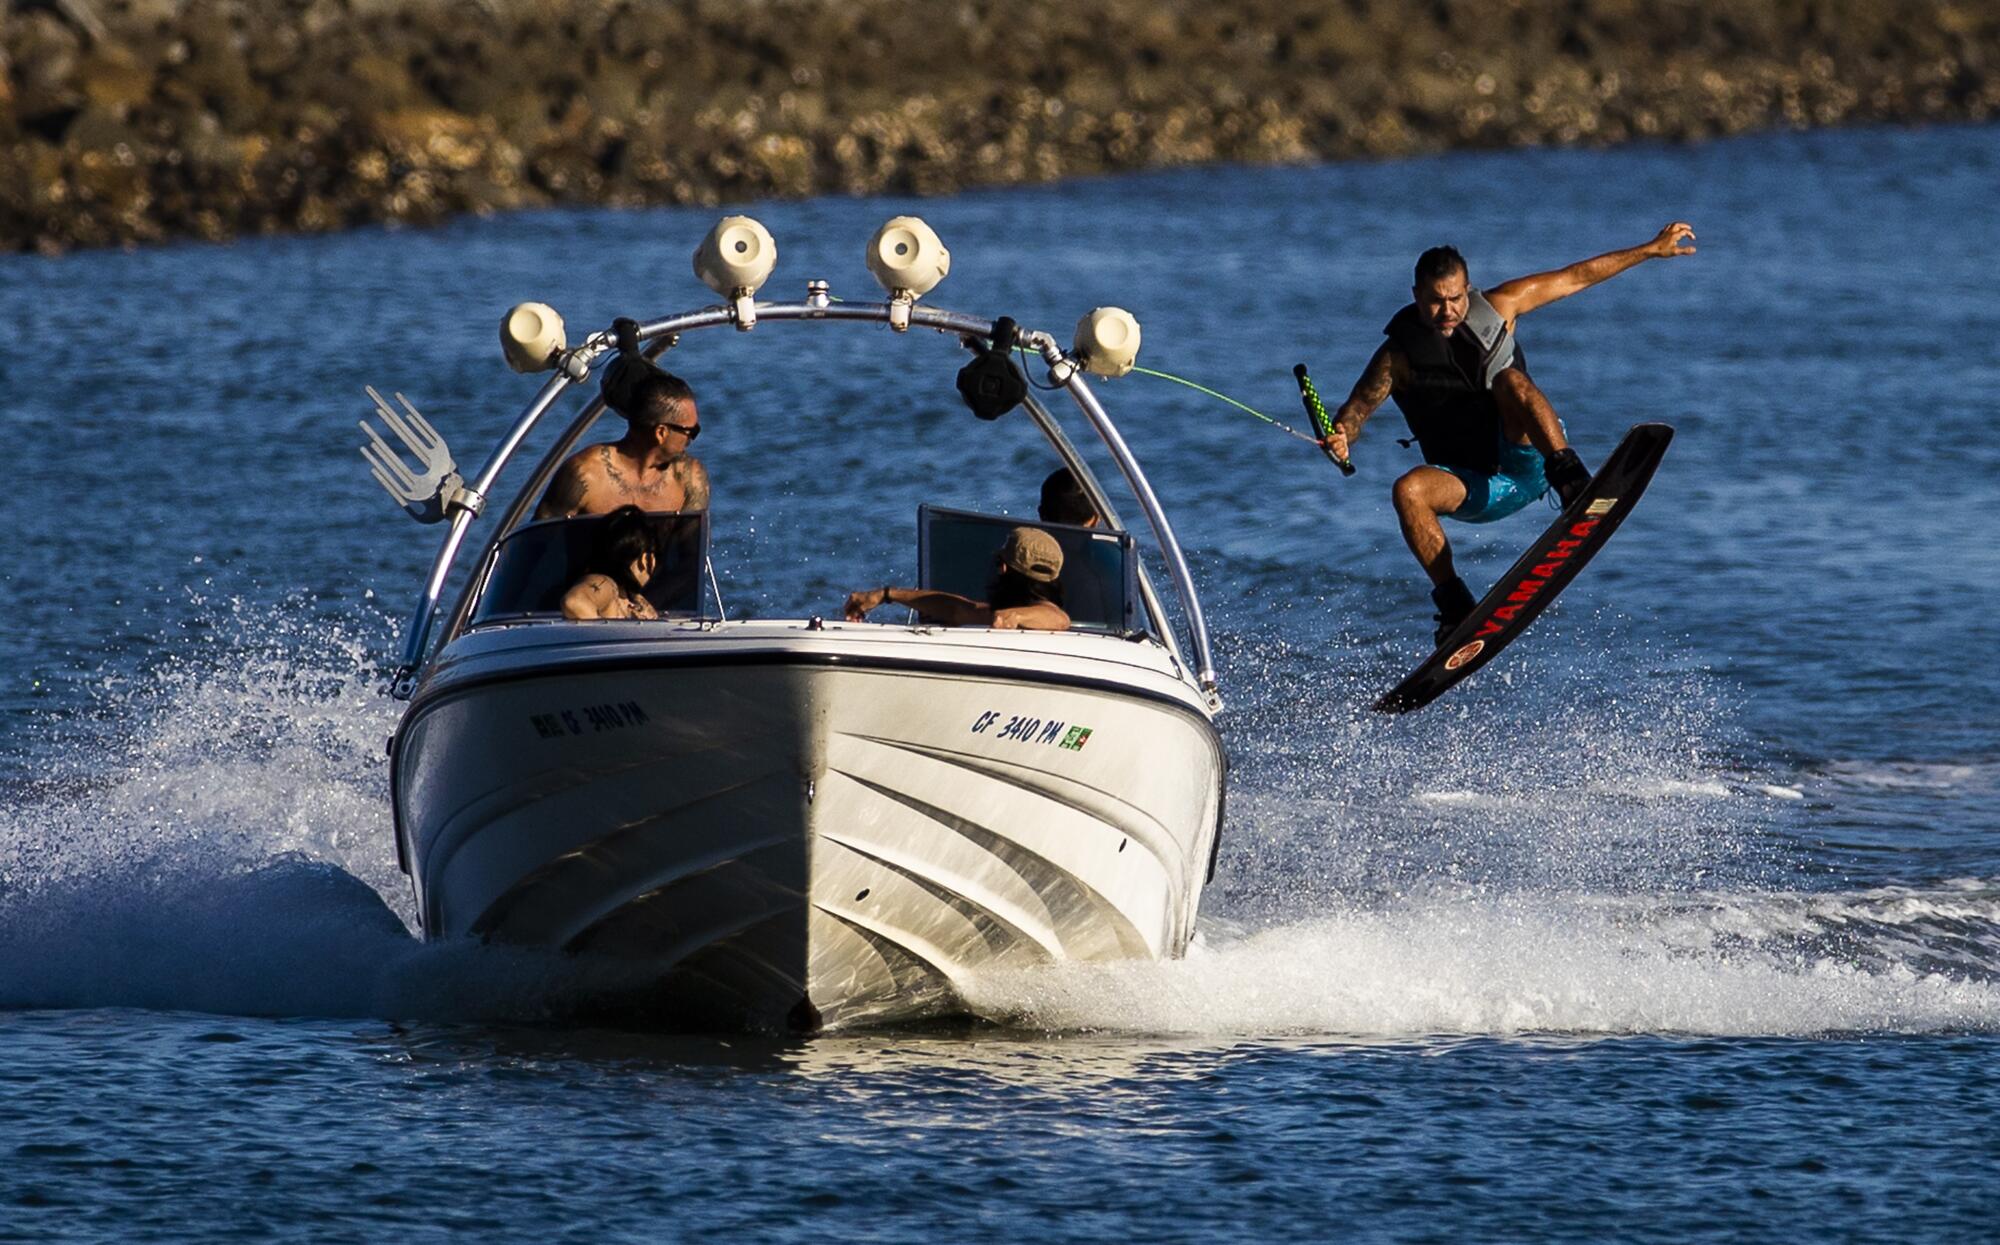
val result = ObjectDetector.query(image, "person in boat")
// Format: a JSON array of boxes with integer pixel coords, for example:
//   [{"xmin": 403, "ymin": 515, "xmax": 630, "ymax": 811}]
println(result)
[
  {"xmin": 562, "ymin": 505, "xmax": 661, "ymax": 620},
  {"xmin": 535, "ymin": 351, "xmax": 710, "ymax": 519},
  {"xmin": 1039, "ymin": 467, "xmax": 1099, "ymax": 528},
  {"xmin": 1319, "ymin": 222, "xmax": 1697, "ymax": 644},
  {"xmin": 844, "ymin": 526, "xmax": 1070, "ymax": 632}
]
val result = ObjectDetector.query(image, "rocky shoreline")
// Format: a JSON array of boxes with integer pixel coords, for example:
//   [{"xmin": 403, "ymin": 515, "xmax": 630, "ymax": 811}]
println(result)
[{"xmin": 4, "ymin": 0, "xmax": 1996, "ymax": 253}]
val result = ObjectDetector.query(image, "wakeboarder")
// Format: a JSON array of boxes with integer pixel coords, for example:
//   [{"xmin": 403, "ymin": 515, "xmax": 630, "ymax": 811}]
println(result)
[{"xmin": 1320, "ymin": 223, "xmax": 1696, "ymax": 643}]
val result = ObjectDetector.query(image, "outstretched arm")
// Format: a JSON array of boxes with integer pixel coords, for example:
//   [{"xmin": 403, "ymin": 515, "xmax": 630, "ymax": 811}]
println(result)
[
  {"xmin": 844, "ymin": 585, "xmax": 989, "ymax": 626},
  {"xmin": 1485, "ymin": 222, "xmax": 1697, "ymax": 322},
  {"xmin": 1321, "ymin": 344, "xmax": 1401, "ymax": 463}
]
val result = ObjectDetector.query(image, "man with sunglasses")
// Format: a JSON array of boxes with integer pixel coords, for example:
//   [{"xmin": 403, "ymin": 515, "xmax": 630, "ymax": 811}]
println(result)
[{"xmin": 535, "ymin": 366, "xmax": 710, "ymax": 519}]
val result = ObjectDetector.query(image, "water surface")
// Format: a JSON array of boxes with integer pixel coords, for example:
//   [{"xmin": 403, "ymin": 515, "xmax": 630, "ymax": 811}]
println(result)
[{"xmin": 3, "ymin": 124, "xmax": 1997, "ymax": 1240}]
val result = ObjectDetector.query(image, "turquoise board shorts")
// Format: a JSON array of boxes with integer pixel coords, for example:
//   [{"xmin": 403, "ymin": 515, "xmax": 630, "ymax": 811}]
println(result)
[{"xmin": 1441, "ymin": 440, "xmax": 1550, "ymax": 525}]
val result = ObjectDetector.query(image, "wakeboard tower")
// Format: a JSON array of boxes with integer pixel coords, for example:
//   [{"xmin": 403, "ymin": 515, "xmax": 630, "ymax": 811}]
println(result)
[{"xmin": 1374, "ymin": 422, "xmax": 1674, "ymax": 714}]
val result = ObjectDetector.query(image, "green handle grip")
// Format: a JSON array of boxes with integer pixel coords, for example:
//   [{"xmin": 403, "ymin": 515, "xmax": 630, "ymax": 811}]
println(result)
[{"xmin": 1293, "ymin": 364, "xmax": 1356, "ymax": 476}]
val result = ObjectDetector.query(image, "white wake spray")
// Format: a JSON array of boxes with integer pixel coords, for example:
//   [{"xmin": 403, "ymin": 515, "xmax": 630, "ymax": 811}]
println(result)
[
  {"xmin": 0, "ymin": 603, "xmax": 614, "ymax": 1021},
  {"xmin": 960, "ymin": 884, "xmax": 2000, "ymax": 1038},
  {"xmin": 960, "ymin": 626, "xmax": 2000, "ymax": 1038},
  {"xmin": 4, "ymin": 605, "xmax": 1996, "ymax": 1036}
]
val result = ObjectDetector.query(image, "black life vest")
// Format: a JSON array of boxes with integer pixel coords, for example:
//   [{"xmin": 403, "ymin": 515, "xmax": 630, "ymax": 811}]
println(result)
[{"xmin": 1384, "ymin": 289, "xmax": 1524, "ymax": 474}]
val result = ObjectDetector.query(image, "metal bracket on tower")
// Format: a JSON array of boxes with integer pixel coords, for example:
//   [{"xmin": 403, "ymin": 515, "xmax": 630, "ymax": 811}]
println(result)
[{"xmin": 360, "ymin": 387, "xmax": 483, "ymax": 524}]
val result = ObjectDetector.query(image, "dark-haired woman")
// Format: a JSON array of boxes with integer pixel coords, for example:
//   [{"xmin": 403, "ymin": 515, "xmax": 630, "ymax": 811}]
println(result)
[{"xmin": 562, "ymin": 505, "xmax": 661, "ymax": 620}]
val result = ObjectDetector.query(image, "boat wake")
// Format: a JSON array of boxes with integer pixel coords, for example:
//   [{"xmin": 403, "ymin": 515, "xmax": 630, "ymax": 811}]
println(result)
[
  {"xmin": 0, "ymin": 607, "xmax": 615, "ymax": 1022},
  {"xmin": 961, "ymin": 882, "xmax": 2000, "ymax": 1038},
  {"xmin": 4, "ymin": 611, "xmax": 1997, "ymax": 1037}
]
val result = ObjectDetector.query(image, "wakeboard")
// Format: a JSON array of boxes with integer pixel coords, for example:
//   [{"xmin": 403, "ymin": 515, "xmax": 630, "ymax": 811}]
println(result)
[{"xmin": 1373, "ymin": 422, "xmax": 1674, "ymax": 714}]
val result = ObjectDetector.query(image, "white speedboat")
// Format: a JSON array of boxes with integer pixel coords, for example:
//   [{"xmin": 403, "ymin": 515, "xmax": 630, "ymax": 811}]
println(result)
[{"xmin": 362, "ymin": 216, "xmax": 1225, "ymax": 1030}]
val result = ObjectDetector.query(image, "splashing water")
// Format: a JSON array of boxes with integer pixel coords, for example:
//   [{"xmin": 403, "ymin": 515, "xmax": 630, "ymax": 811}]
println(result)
[
  {"xmin": 3, "ymin": 600, "xmax": 1997, "ymax": 1036},
  {"xmin": 0, "ymin": 602, "xmax": 628, "ymax": 1021},
  {"xmin": 963, "ymin": 884, "xmax": 2000, "ymax": 1038}
]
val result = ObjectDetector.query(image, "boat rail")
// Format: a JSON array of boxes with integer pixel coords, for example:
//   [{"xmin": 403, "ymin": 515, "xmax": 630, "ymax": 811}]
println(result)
[{"xmin": 385, "ymin": 296, "xmax": 1219, "ymax": 703}]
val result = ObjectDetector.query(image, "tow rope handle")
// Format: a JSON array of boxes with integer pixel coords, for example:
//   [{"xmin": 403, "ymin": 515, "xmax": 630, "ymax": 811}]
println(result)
[{"xmin": 1293, "ymin": 364, "xmax": 1356, "ymax": 476}]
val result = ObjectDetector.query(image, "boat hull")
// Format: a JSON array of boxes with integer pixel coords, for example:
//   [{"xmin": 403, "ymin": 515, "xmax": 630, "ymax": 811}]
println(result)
[{"xmin": 394, "ymin": 633, "xmax": 1223, "ymax": 1029}]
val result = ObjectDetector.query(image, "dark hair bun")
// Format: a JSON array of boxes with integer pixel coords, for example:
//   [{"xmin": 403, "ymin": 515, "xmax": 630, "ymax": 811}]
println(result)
[{"xmin": 600, "ymin": 317, "xmax": 654, "ymax": 415}]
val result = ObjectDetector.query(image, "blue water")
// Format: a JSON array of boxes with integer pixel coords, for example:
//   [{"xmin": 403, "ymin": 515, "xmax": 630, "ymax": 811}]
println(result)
[{"xmin": 4, "ymin": 124, "xmax": 1999, "ymax": 1240}]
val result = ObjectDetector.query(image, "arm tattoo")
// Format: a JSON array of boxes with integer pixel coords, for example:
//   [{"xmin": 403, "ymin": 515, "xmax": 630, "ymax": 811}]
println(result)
[
  {"xmin": 535, "ymin": 460, "xmax": 590, "ymax": 518},
  {"xmin": 1335, "ymin": 347, "xmax": 1396, "ymax": 436},
  {"xmin": 681, "ymin": 459, "xmax": 710, "ymax": 512}
]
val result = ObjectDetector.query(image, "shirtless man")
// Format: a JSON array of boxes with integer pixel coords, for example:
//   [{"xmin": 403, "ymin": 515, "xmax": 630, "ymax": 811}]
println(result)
[
  {"xmin": 535, "ymin": 365, "xmax": 710, "ymax": 519},
  {"xmin": 1321, "ymin": 222, "xmax": 1696, "ymax": 644}
]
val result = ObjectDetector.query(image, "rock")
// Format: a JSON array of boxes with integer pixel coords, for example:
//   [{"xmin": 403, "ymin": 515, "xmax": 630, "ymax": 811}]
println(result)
[
  {"xmin": 7, "ymin": 0, "xmax": 2000, "ymax": 252},
  {"xmin": 9, "ymin": 13, "xmax": 86, "ymax": 123},
  {"xmin": 76, "ymin": 44, "xmax": 155, "ymax": 114}
]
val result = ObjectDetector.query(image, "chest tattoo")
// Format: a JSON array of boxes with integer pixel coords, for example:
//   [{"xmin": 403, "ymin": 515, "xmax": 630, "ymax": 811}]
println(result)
[{"xmin": 600, "ymin": 445, "xmax": 632, "ymax": 493}]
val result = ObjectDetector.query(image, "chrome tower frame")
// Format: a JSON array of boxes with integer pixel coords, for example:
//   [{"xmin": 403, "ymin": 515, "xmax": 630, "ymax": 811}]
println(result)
[{"xmin": 387, "ymin": 290, "xmax": 1220, "ymax": 703}]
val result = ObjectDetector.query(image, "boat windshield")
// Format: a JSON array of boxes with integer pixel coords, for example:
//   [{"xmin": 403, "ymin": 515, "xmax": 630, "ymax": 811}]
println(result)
[
  {"xmin": 470, "ymin": 511, "xmax": 710, "ymax": 623},
  {"xmin": 918, "ymin": 505, "xmax": 1140, "ymax": 634}
]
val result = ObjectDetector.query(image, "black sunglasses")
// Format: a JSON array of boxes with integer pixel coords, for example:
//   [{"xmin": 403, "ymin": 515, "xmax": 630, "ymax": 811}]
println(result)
[{"xmin": 661, "ymin": 421, "xmax": 701, "ymax": 441}]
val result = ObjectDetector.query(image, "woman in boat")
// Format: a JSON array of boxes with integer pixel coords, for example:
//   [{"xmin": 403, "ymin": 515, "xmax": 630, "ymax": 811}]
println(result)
[
  {"xmin": 844, "ymin": 526, "xmax": 1069, "ymax": 632},
  {"xmin": 562, "ymin": 505, "xmax": 661, "ymax": 620}
]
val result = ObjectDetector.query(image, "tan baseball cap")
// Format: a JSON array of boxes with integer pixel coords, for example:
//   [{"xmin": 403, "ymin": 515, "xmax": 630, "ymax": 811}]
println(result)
[{"xmin": 999, "ymin": 526, "xmax": 1064, "ymax": 583}]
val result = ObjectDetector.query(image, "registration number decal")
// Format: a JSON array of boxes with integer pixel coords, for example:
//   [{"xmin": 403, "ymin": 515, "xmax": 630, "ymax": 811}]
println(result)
[
  {"xmin": 529, "ymin": 700, "xmax": 651, "ymax": 739},
  {"xmin": 970, "ymin": 710, "xmax": 1093, "ymax": 751}
]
